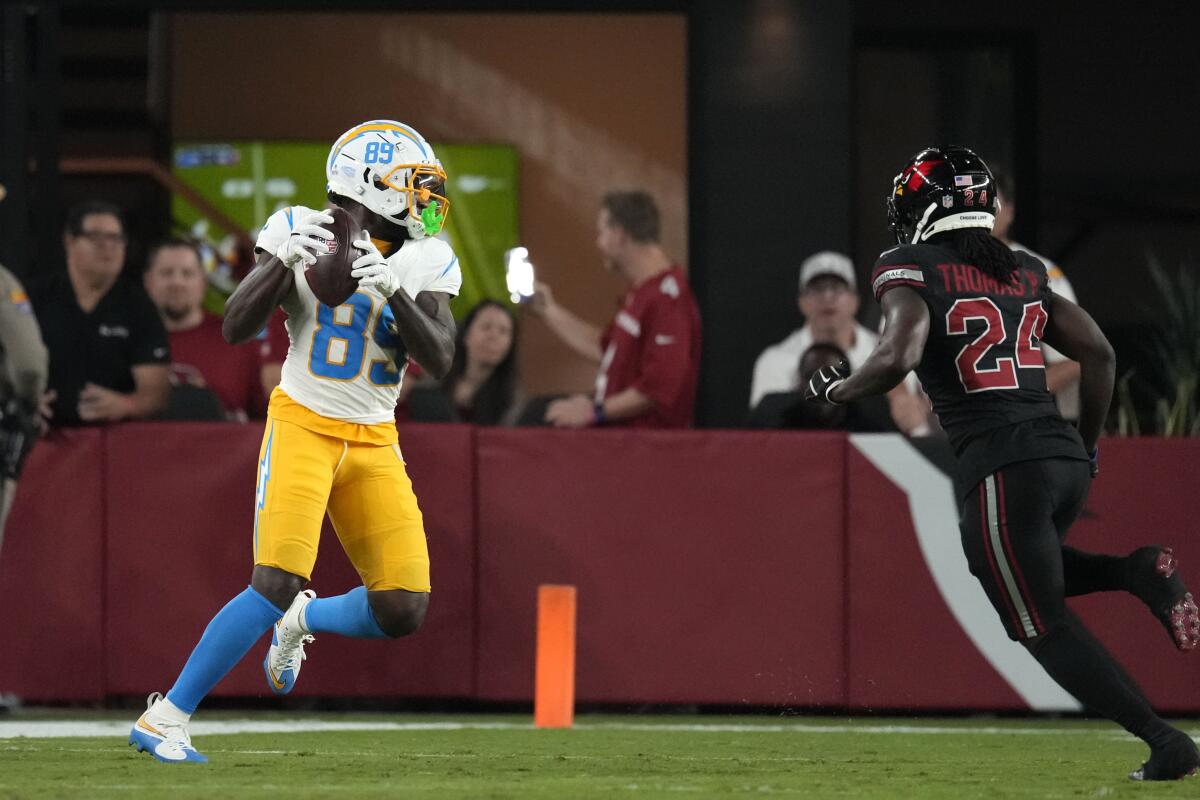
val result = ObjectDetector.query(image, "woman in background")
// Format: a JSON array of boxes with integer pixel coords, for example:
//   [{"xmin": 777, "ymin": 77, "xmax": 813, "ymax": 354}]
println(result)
[{"xmin": 408, "ymin": 299, "xmax": 520, "ymax": 426}]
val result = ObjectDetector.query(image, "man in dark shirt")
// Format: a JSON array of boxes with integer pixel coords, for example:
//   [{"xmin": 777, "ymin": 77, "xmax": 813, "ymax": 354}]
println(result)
[
  {"xmin": 807, "ymin": 146, "xmax": 1199, "ymax": 782},
  {"xmin": 31, "ymin": 202, "xmax": 170, "ymax": 426}
]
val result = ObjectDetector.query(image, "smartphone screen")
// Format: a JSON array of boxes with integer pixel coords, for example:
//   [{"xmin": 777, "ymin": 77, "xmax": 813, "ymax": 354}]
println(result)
[{"xmin": 505, "ymin": 246, "xmax": 536, "ymax": 303}]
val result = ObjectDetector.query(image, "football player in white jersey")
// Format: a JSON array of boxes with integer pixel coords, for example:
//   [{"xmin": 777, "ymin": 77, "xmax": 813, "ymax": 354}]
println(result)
[{"xmin": 130, "ymin": 121, "xmax": 461, "ymax": 763}]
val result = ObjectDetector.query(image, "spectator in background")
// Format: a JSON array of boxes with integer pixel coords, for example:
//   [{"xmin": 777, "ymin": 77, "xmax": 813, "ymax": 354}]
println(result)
[
  {"xmin": 143, "ymin": 238, "xmax": 266, "ymax": 421},
  {"xmin": 30, "ymin": 202, "xmax": 169, "ymax": 426},
  {"xmin": 748, "ymin": 342, "xmax": 896, "ymax": 432},
  {"xmin": 257, "ymin": 310, "xmax": 289, "ymax": 400},
  {"xmin": 991, "ymin": 168, "xmax": 1082, "ymax": 421},
  {"xmin": 750, "ymin": 252, "xmax": 877, "ymax": 406},
  {"xmin": 408, "ymin": 299, "xmax": 520, "ymax": 425},
  {"xmin": 530, "ymin": 191, "xmax": 701, "ymax": 428},
  {"xmin": 749, "ymin": 251, "xmax": 930, "ymax": 434}
]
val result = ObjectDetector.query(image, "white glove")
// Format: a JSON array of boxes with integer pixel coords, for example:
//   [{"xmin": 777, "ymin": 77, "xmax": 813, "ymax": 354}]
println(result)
[
  {"xmin": 275, "ymin": 209, "xmax": 335, "ymax": 268},
  {"xmin": 350, "ymin": 237, "xmax": 401, "ymax": 298}
]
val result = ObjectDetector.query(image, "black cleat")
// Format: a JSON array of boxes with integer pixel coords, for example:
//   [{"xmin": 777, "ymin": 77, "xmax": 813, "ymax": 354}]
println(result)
[
  {"xmin": 1126, "ymin": 546, "xmax": 1200, "ymax": 652},
  {"xmin": 1130, "ymin": 732, "xmax": 1200, "ymax": 781}
]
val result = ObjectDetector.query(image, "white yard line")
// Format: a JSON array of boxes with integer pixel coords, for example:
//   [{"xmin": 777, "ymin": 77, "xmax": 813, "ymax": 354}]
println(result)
[{"xmin": 0, "ymin": 718, "xmax": 1184, "ymax": 740}]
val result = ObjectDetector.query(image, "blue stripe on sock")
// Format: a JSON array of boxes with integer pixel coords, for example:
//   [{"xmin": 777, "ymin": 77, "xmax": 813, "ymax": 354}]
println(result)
[
  {"xmin": 303, "ymin": 586, "xmax": 389, "ymax": 639},
  {"xmin": 166, "ymin": 586, "xmax": 285, "ymax": 713}
]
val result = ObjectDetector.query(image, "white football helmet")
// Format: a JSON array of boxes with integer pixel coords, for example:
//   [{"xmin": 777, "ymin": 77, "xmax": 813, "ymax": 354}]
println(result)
[{"xmin": 325, "ymin": 120, "xmax": 449, "ymax": 239}]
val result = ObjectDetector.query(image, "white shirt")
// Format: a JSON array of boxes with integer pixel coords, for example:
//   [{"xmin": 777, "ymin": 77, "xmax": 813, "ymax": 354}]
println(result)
[
  {"xmin": 749, "ymin": 322, "xmax": 879, "ymax": 408},
  {"xmin": 255, "ymin": 205, "xmax": 462, "ymax": 424},
  {"xmin": 1009, "ymin": 241, "xmax": 1079, "ymax": 420}
]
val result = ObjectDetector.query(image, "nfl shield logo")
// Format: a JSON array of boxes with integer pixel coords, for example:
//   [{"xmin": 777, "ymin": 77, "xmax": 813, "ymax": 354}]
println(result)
[{"xmin": 942, "ymin": 196, "xmax": 954, "ymax": 208}]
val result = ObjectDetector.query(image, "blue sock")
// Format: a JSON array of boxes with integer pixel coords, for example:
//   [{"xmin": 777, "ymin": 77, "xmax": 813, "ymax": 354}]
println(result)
[
  {"xmin": 166, "ymin": 586, "xmax": 284, "ymax": 713},
  {"xmin": 303, "ymin": 586, "xmax": 389, "ymax": 639}
]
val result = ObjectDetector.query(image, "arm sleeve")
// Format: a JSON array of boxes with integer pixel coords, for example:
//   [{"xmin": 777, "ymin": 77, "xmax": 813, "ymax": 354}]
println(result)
[
  {"xmin": 0, "ymin": 269, "xmax": 49, "ymax": 404},
  {"xmin": 129, "ymin": 286, "xmax": 171, "ymax": 366},
  {"xmin": 630, "ymin": 294, "xmax": 697, "ymax": 411},
  {"xmin": 870, "ymin": 246, "xmax": 930, "ymax": 302}
]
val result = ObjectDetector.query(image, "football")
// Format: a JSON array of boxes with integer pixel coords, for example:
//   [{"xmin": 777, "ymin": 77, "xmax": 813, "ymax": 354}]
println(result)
[{"xmin": 304, "ymin": 206, "xmax": 362, "ymax": 307}]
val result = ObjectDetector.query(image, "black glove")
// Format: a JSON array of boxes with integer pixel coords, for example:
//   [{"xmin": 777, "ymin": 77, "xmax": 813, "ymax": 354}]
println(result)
[
  {"xmin": 1088, "ymin": 446, "xmax": 1099, "ymax": 478},
  {"xmin": 0, "ymin": 398, "xmax": 40, "ymax": 480},
  {"xmin": 804, "ymin": 359, "xmax": 850, "ymax": 405}
]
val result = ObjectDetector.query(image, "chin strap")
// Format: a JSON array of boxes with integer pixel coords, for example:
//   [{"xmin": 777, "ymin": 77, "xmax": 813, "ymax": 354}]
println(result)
[
  {"xmin": 911, "ymin": 204, "xmax": 996, "ymax": 243},
  {"xmin": 404, "ymin": 214, "xmax": 427, "ymax": 239},
  {"xmin": 401, "ymin": 201, "xmax": 446, "ymax": 239}
]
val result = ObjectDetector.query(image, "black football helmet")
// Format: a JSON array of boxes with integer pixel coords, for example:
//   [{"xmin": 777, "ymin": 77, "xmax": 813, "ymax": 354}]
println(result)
[{"xmin": 887, "ymin": 145, "xmax": 999, "ymax": 245}]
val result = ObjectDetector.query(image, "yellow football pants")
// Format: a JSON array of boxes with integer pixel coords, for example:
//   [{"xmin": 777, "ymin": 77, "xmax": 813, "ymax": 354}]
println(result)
[{"xmin": 252, "ymin": 416, "xmax": 431, "ymax": 592}]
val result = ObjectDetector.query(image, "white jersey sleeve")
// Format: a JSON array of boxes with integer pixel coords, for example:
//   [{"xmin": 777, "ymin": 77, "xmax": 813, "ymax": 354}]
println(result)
[
  {"xmin": 255, "ymin": 205, "xmax": 314, "ymax": 256},
  {"xmin": 274, "ymin": 230, "xmax": 462, "ymax": 425},
  {"xmin": 393, "ymin": 236, "xmax": 462, "ymax": 299}
]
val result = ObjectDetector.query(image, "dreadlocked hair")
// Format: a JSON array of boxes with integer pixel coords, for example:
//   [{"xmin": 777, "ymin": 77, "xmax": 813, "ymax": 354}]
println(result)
[{"xmin": 948, "ymin": 229, "xmax": 1020, "ymax": 281}]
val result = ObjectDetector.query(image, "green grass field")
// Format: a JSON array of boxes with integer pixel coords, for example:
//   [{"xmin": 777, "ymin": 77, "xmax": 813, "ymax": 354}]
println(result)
[{"xmin": 2, "ymin": 713, "xmax": 1198, "ymax": 799}]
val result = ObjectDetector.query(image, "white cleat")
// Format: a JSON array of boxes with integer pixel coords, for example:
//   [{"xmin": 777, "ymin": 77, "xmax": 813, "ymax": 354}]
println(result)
[
  {"xmin": 128, "ymin": 692, "xmax": 207, "ymax": 763},
  {"xmin": 264, "ymin": 589, "xmax": 316, "ymax": 695}
]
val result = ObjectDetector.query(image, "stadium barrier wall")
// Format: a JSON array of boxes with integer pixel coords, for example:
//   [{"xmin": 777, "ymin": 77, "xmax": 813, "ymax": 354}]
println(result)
[
  {"xmin": 0, "ymin": 429, "xmax": 106, "ymax": 701},
  {"xmin": 1, "ymin": 425, "xmax": 1197, "ymax": 712}
]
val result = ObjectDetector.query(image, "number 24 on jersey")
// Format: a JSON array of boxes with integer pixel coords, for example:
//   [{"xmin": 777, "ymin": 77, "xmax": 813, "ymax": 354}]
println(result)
[{"xmin": 947, "ymin": 298, "xmax": 1047, "ymax": 393}]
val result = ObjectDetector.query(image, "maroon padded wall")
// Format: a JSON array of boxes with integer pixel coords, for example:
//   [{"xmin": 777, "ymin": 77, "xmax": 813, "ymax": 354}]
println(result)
[
  {"xmin": 3, "ymin": 427, "xmax": 1198, "ymax": 711},
  {"xmin": 473, "ymin": 429, "xmax": 847, "ymax": 705},
  {"xmin": 101, "ymin": 423, "xmax": 477, "ymax": 700},
  {"xmin": 0, "ymin": 430, "xmax": 105, "ymax": 700}
]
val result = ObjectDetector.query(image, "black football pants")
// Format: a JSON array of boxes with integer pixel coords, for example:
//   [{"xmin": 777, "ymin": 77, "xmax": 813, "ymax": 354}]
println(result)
[
  {"xmin": 960, "ymin": 457, "xmax": 1090, "ymax": 641},
  {"xmin": 959, "ymin": 457, "xmax": 1175, "ymax": 746}
]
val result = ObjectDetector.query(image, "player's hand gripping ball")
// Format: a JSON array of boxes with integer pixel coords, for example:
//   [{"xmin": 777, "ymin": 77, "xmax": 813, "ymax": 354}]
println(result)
[
  {"xmin": 351, "ymin": 238, "xmax": 402, "ymax": 299},
  {"xmin": 805, "ymin": 359, "xmax": 850, "ymax": 405},
  {"xmin": 275, "ymin": 209, "xmax": 332, "ymax": 269},
  {"xmin": 278, "ymin": 207, "xmax": 362, "ymax": 308}
]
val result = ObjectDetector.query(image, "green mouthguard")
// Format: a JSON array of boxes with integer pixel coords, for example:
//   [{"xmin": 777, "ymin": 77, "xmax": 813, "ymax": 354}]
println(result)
[{"xmin": 421, "ymin": 200, "xmax": 445, "ymax": 236}]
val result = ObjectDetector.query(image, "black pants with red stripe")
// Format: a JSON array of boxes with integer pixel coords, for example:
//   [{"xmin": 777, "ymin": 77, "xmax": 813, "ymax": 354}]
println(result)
[
  {"xmin": 959, "ymin": 457, "xmax": 1181, "ymax": 747},
  {"xmin": 959, "ymin": 457, "xmax": 1091, "ymax": 641}
]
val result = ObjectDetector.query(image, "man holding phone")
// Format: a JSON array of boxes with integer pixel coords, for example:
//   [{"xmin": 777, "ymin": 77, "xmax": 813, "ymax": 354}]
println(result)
[{"xmin": 528, "ymin": 191, "xmax": 700, "ymax": 429}]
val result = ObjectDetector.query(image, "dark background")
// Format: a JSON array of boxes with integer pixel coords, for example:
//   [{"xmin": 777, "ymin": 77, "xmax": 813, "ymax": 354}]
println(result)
[{"xmin": 3, "ymin": 0, "xmax": 1198, "ymax": 426}]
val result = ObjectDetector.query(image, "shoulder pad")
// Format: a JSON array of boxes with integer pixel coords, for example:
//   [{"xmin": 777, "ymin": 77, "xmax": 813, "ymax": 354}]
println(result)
[
  {"xmin": 871, "ymin": 245, "xmax": 931, "ymax": 300},
  {"xmin": 876, "ymin": 242, "xmax": 937, "ymax": 264},
  {"xmin": 1012, "ymin": 248, "xmax": 1050, "ymax": 276}
]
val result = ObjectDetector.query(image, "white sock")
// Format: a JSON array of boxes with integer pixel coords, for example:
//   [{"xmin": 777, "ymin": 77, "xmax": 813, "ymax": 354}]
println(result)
[{"xmin": 156, "ymin": 696, "xmax": 191, "ymax": 723}]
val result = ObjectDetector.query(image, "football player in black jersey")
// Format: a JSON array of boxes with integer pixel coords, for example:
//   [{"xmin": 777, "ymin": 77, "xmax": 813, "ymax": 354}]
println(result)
[{"xmin": 807, "ymin": 145, "xmax": 1200, "ymax": 782}]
